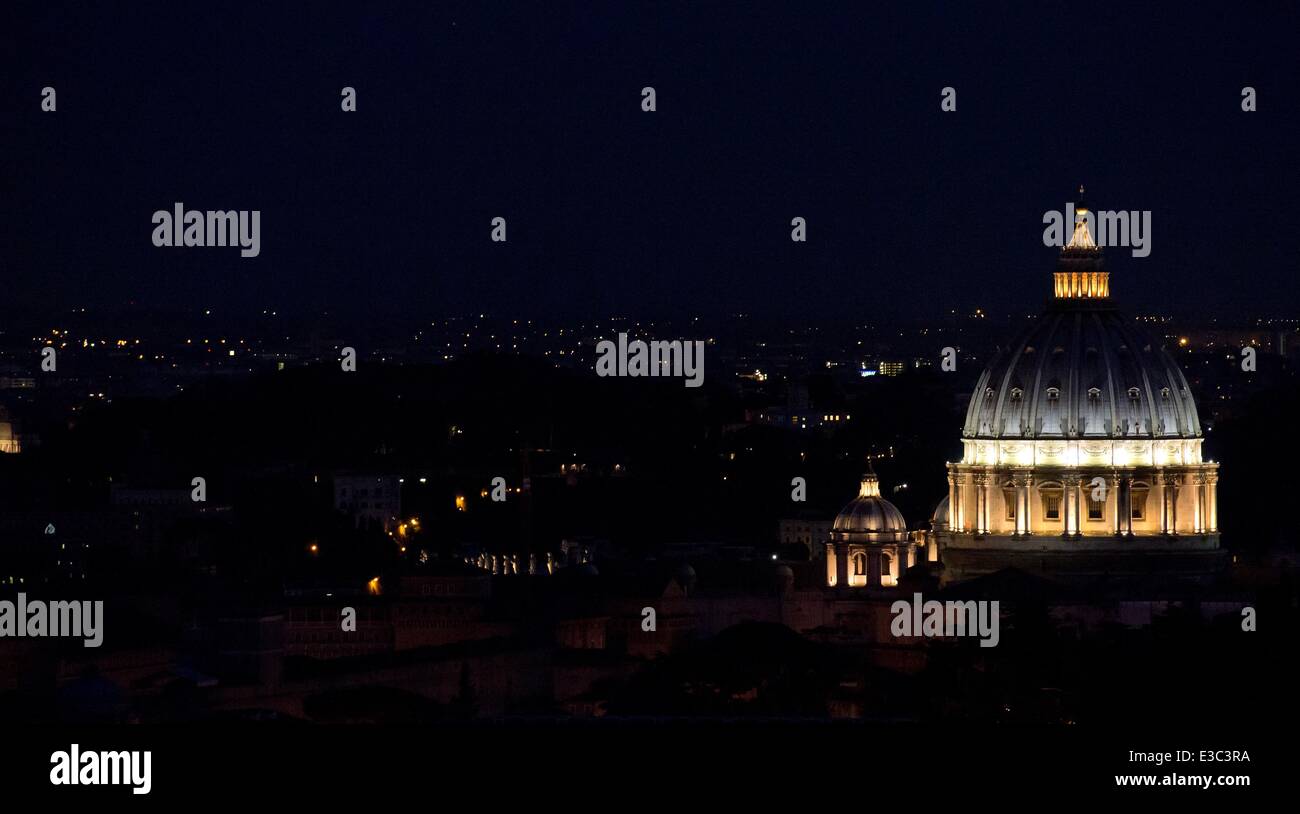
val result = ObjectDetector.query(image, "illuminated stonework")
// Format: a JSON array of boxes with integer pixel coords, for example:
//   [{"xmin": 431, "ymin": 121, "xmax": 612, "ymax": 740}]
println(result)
[
  {"xmin": 0, "ymin": 407, "xmax": 20, "ymax": 454},
  {"xmin": 933, "ymin": 191, "xmax": 1224, "ymax": 584},
  {"xmin": 961, "ymin": 438, "xmax": 1204, "ymax": 468}
]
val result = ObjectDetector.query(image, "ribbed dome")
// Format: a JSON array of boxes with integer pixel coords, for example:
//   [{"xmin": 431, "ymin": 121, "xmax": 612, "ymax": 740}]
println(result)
[
  {"xmin": 965, "ymin": 193, "xmax": 1201, "ymax": 442},
  {"xmin": 963, "ymin": 304, "xmax": 1200, "ymax": 440},
  {"xmin": 930, "ymin": 495, "xmax": 950, "ymax": 528},
  {"xmin": 832, "ymin": 472, "xmax": 908, "ymax": 543}
]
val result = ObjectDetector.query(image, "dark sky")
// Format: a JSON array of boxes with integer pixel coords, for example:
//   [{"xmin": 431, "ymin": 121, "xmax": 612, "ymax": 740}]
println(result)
[{"xmin": 5, "ymin": 1, "xmax": 1298, "ymax": 322}]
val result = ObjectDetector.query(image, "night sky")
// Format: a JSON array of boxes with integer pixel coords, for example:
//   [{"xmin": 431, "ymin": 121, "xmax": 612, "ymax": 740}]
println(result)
[{"xmin": 5, "ymin": 2, "xmax": 1298, "ymax": 322}]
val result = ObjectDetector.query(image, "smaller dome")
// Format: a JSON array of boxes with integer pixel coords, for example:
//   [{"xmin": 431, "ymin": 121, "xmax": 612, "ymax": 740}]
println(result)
[
  {"xmin": 773, "ymin": 564, "xmax": 795, "ymax": 594},
  {"xmin": 832, "ymin": 471, "xmax": 908, "ymax": 544},
  {"xmin": 931, "ymin": 495, "xmax": 950, "ymax": 529}
]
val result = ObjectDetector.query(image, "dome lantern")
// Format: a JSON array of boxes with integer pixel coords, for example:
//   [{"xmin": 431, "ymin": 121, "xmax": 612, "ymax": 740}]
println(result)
[
  {"xmin": 857, "ymin": 469, "xmax": 882, "ymax": 498},
  {"xmin": 1055, "ymin": 184, "xmax": 1109, "ymax": 300}
]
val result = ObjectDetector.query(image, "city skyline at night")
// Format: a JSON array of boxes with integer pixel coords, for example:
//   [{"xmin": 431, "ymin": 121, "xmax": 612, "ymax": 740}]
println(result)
[{"xmin": 4, "ymin": 0, "xmax": 1296, "ymax": 802}]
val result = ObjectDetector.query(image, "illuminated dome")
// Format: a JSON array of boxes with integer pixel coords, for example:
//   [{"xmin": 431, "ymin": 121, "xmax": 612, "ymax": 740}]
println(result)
[
  {"xmin": 963, "ymin": 308, "xmax": 1201, "ymax": 440},
  {"xmin": 831, "ymin": 471, "xmax": 908, "ymax": 543},
  {"xmin": 936, "ymin": 187, "xmax": 1223, "ymax": 587},
  {"xmin": 965, "ymin": 187, "xmax": 1198, "ymax": 442},
  {"xmin": 930, "ymin": 495, "xmax": 950, "ymax": 529},
  {"xmin": 825, "ymin": 468, "xmax": 919, "ymax": 589}
]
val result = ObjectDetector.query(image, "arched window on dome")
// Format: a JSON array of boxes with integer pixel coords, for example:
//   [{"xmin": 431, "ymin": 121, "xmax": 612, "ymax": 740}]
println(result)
[
  {"xmin": 1127, "ymin": 386, "xmax": 1141, "ymax": 403},
  {"xmin": 880, "ymin": 554, "xmax": 892, "ymax": 577},
  {"xmin": 1010, "ymin": 387, "xmax": 1024, "ymax": 403},
  {"xmin": 1046, "ymin": 386, "xmax": 1061, "ymax": 402},
  {"xmin": 852, "ymin": 552, "xmax": 867, "ymax": 576}
]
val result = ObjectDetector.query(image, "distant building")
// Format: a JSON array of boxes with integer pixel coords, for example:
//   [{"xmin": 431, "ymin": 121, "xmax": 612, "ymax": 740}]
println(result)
[
  {"xmin": 333, "ymin": 474, "xmax": 401, "ymax": 532},
  {"xmin": 0, "ymin": 406, "xmax": 22, "ymax": 453},
  {"xmin": 778, "ymin": 516, "xmax": 833, "ymax": 555}
]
